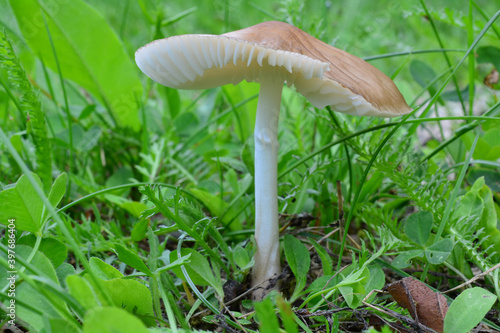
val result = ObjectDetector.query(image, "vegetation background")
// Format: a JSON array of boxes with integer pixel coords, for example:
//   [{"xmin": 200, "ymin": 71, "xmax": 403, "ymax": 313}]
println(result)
[{"xmin": 0, "ymin": 0, "xmax": 499, "ymax": 332}]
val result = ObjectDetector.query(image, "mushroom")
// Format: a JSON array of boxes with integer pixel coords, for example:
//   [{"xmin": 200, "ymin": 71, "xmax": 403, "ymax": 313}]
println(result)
[{"xmin": 135, "ymin": 21, "xmax": 411, "ymax": 299}]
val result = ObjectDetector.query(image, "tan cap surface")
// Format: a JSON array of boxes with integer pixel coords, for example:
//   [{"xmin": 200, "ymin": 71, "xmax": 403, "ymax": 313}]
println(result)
[{"xmin": 136, "ymin": 21, "xmax": 411, "ymax": 117}]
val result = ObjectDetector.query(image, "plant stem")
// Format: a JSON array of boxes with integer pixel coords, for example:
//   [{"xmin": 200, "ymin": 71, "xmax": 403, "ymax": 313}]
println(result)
[{"xmin": 252, "ymin": 79, "xmax": 283, "ymax": 299}]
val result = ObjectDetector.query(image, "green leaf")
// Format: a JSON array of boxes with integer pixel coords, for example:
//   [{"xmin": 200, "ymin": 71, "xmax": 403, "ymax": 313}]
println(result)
[
  {"xmin": 404, "ymin": 211, "xmax": 433, "ymax": 246},
  {"xmin": 0, "ymin": 173, "xmax": 44, "ymax": 234},
  {"xmin": 392, "ymin": 249, "xmax": 424, "ymax": 269},
  {"xmin": 48, "ymin": 318, "xmax": 80, "ymax": 333},
  {"xmin": 233, "ymin": 245, "xmax": 253, "ymax": 270},
  {"xmin": 444, "ymin": 287, "xmax": 496, "ymax": 333},
  {"xmin": 169, "ymin": 248, "xmax": 223, "ymax": 297},
  {"xmin": 17, "ymin": 234, "xmax": 67, "ymax": 268},
  {"xmin": 277, "ymin": 296, "xmax": 299, "ymax": 333},
  {"xmin": 113, "ymin": 243, "xmax": 152, "ymax": 276},
  {"xmin": 67, "ymin": 275, "xmax": 99, "ymax": 311},
  {"xmin": 0, "ymin": 173, "xmax": 67, "ymax": 235},
  {"xmin": 284, "ymin": 235, "xmax": 311, "ymax": 296},
  {"xmin": 338, "ymin": 267, "xmax": 370, "ymax": 309},
  {"xmin": 83, "ymin": 307, "xmax": 149, "ymax": 333},
  {"xmin": 309, "ymin": 238, "xmax": 333, "ymax": 275},
  {"xmin": 189, "ymin": 188, "xmax": 242, "ymax": 230},
  {"xmin": 6, "ymin": 245, "xmax": 66, "ymax": 331},
  {"xmin": 425, "ymin": 238, "xmax": 454, "ymax": 264},
  {"xmin": 45, "ymin": 173, "xmax": 67, "ymax": 218},
  {"xmin": 477, "ymin": 46, "xmax": 500, "ymax": 70},
  {"xmin": 89, "ymin": 257, "xmax": 123, "ymax": 280},
  {"xmin": 255, "ymin": 298, "xmax": 280, "ymax": 333},
  {"xmin": 101, "ymin": 279, "xmax": 155, "ymax": 327},
  {"xmin": 9, "ymin": 0, "xmax": 143, "ymax": 130},
  {"xmin": 131, "ymin": 219, "xmax": 149, "ymax": 242},
  {"xmin": 241, "ymin": 141, "xmax": 254, "ymax": 177}
]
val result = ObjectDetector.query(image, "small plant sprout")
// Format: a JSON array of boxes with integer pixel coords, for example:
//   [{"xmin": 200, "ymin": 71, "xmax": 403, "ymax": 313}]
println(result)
[{"xmin": 135, "ymin": 21, "xmax": 411, "ymax": 299}]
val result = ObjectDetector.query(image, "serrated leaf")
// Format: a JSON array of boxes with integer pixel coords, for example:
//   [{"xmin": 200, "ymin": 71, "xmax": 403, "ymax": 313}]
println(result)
[{"xmin": 444, "ymin": 287, "xmax": 496, "ymax": 333}]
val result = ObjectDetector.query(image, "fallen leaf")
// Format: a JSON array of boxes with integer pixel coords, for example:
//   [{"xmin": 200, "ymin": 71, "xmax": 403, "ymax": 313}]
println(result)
[{"xmin": 387, "ymin": 277, "xmax": 448, "ymax": 333}]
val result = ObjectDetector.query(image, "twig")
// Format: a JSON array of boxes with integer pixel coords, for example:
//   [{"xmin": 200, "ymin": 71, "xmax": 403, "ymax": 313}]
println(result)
[{"xmin": 444, "ymin": 262, "xmax": 500, "ymax": 294}]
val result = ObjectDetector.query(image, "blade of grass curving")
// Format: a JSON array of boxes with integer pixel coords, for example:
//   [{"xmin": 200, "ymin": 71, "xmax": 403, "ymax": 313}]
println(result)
[
  {"xmin": 56, "ymin": 182, "xmax": 196, "ymax": 214},
  {"xmin": 362, "ymin": 49, "xmax": 467, "ymax": 61},
  {"xmin": 161, "ymin": 7, "xmax": 197, "ymax": 27},
  {"xmin": 39, "ymin": 56, "xmax": 63, "ymax": 134},
  {"xmin": 422, "ymin": 100, "xmax": 500, "ymax": 162},
  {"xmin": 419, "ymin": 0, "xmax": 466, "ymax": 114},
  {"xmin": 222, "ymin": 88, "xmax": 245, "ymax": 142},
  {"xmin": 119, "ymin": 0, "xmax": 131, "ymax": 39},
  {"xmin": 248, "ymin": 3, "xmax": 280, "ymax": 20},
  {"xmin": 279, "ymin": 115, "xmax": 500, "ymax": 180},
  {"xmin": 472, "ymin": 1, "xmax": 500, "ymax": 39},
  {"xmin": 468, "ymin": 0, "xmax": 476, "ymax": 117},
  {"xmin": 409, "ymin": 68, "xmax": 452, "ymax": 107},
  {"xmin": 174, "ymin": 94, "xmax": 258, "ymax": 158},
  {"xmin": 41, "ymin": 10, "xmax": 74, "ymax": 175},
  {"xmin": 327, "ymin": 108, "xmax": 353, "ymax": 205},
  {"xmin": 0, "ymin": 127, "xmax": 114, "ymax": 306}
]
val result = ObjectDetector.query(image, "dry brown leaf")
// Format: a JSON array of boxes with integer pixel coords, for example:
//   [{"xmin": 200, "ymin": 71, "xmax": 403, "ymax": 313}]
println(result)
[{"xmin": 387, "ymin": 277, "xmax": 449, "ymax": 333}]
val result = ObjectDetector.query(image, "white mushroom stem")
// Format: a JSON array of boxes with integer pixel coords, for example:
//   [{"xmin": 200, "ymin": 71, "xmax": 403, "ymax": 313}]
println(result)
[{"xmin": 252, "ymin": 78, "xmax": 283, "ymax": 299}]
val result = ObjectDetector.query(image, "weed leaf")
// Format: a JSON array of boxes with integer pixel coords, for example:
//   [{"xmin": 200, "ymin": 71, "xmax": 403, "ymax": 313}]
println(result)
[
  {"xmin": 83, "ymin": 307, "xmax": 149, "ymax": 333},
  {"xmin": 443, "ymin": 287, "xmax": 496, "ymax": 333},
  {"xmin": 284, "ymin": 235, "xmax": 310, "ymax": 296},
  {"xmin": 404, "ymin": 211, "xmax": 433, "ymax": 246}
]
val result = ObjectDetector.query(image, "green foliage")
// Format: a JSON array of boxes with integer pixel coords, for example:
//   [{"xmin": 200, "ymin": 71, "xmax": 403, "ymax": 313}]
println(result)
[
  {"xmin": 284, "ymin": 235, "xmax": 311, "ymax": 300},
  {"xmin": 1, "ymin": 0, "xmax": 500, "ymax": 331},
  {"xmin": 0, "ymin": 30, "xmax": 52, "ymax": 190},
  {"xmin": 9, "ymin": 0, "xmax": 143, "ymax": 130},
  {"xmin": 169, "ymin": 248, "xmax": 224, "ymax": 298},
  {"xmin": 0, "ymin": 172, "xmax": 66, "ymax": 234},
  {"xmin": 254, "ymin": 298, "xmax": 280, "ymax": 333},
  {"xmin": 82, "ymin": 307, "xmax": 149, "ymax": 333},
  {"xmin": 444, "ymin": 287, "xmax": 496, "ymax": 333}
]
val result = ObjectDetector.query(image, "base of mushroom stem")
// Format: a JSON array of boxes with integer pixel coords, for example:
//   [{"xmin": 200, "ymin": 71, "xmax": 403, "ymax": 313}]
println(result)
[{"xmin": 252, "ymin": 272, "xmax": 281, "ymax": 300}]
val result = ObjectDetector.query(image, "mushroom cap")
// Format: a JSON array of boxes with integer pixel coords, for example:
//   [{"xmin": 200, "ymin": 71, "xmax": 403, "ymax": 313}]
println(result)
[{"xmin": 136, "ymin": 21, "xmax": 411, "ymax": 117}]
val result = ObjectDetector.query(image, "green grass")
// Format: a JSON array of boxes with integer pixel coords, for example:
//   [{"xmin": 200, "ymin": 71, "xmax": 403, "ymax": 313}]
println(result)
[{"xmin": 1, "ymin": 0, "xmax": 500, "ymax": 332}]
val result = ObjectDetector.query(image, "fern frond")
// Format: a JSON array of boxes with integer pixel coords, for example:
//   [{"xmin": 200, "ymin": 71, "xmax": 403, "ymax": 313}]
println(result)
[{"xmin": 0, "ymin": 29, "xmax": 52, "ymax": 191}]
